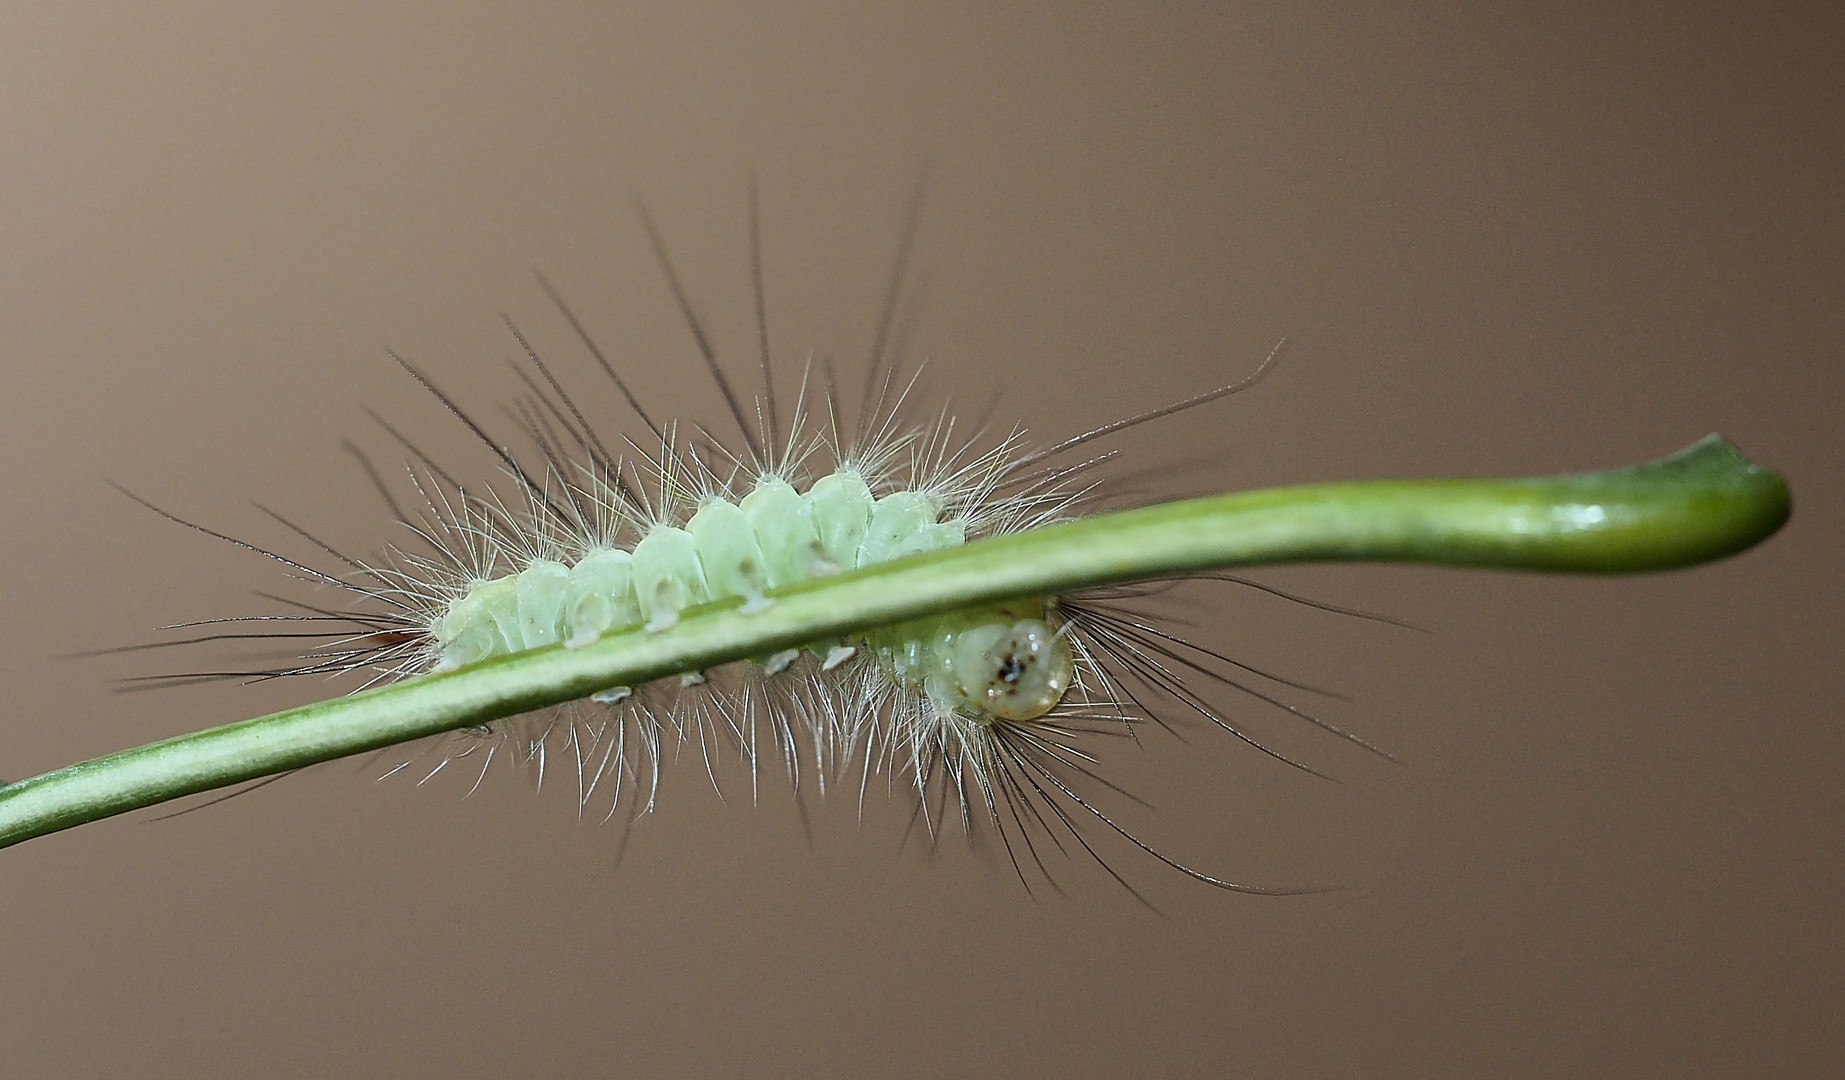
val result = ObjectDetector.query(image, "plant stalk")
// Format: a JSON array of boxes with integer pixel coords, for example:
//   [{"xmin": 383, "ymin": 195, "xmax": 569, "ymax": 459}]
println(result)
[{"xmin": 0, "ymin": 435, "xmax": 1788, "ymax": 850}]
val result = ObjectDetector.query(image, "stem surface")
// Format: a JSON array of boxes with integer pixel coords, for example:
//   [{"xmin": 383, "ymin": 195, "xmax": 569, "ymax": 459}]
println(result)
[{"xmin": 0, "ymin": 435, "xmax": 1788, "ymax": 849}]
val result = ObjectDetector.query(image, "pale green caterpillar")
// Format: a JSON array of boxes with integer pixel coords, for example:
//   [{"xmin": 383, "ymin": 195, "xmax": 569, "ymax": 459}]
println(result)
[
  {"xmin": 433, "ymin": 470, "xmax": 1068, "ymax": 721},
  {"xmin": 9, "ymin": 195, "xmax": 1783, "ymax": 894},
  {"xmin": 94, "ymin": 195, "xmax": 1314, "ymax": 891},
  {"xmin": 352, "ymin": 337, "xmax": 1263, "ymax": 872}
]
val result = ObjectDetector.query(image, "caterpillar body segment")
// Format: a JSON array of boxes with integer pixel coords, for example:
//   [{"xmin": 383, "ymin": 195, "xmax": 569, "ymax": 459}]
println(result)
[
  {"xmin": 630, "ymin": 526, "xmax": 709, "ymax": 631},
  {"xmin": 737, "ymin": 476, "xmax": 827, "ymax": 586}
]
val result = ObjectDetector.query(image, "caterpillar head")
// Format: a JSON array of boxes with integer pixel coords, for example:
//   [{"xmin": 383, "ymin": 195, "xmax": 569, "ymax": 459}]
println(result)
[{"xmin": 949, "ymin": 615, "xmax": 1074, "ymax": 722}]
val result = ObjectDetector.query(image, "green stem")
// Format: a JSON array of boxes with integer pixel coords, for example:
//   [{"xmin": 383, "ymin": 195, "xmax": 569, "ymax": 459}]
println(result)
[{"xmin": 0, "ymin": 435, "xmax": 1789, "ymax": 849}]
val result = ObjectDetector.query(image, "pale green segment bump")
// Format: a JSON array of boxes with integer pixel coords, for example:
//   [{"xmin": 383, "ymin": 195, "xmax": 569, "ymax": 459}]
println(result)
[
  {"xmin": 513, "ymin": 559, "xmax": 569, "ymax": 649},
  {"xmin": 687, "ymin": 498, "xmax": 772, "ymax": 607},
  {"xmin": 631, "ymin": 525, "xmax": 710, "ymax": 625},
  {"xmin": 857, "ymin": 490, "xmax": 961, "ymax": 567},
  {"xmin": 897, "ymin": 519, "xmax": 964, "ymax": 560},
  {"xmin": 433, "ymin": 576, "xmax": 520, "ymax": 670},
  {"xmin": 433, "ymin": 580, "xmax": 506, "ymax": 670},
  {"xmin": 805, "ymin": 470, "xmax": 874, "ymax": 571},
  {"xmin": 562, "ymin": 548, "xmax": 640, "ymax": 648},
  {"xmin": 739, "ymin": 477, "xmax": 824, "ymax": 587},
  {"xmin": 479, "ymin": 577, "xmax": 525, "ymax": 654}
]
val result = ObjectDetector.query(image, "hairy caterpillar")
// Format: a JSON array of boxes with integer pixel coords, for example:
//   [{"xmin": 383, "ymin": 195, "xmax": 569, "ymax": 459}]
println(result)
[{"xmin": 125, "ymin": 191, "xmax": 1386, "ymax": 894}]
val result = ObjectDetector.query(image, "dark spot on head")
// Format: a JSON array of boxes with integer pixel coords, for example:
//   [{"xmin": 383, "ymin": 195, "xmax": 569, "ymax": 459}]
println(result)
[{"xmin": 996, "ymin": 653, "xmax": 1024, "ymax": 685}]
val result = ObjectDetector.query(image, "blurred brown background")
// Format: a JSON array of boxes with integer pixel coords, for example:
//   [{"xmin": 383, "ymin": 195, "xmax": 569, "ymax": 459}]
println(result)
[{"xmin": 1, "ymin": 4, "xmax": 1837, "ymax": 1077}]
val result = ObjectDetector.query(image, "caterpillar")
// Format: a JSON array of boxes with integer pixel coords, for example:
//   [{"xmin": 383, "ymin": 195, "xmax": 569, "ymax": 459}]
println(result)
[{"xmin": 128, "ymin": 190, "xmax": 1384, "ymax": 895}]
